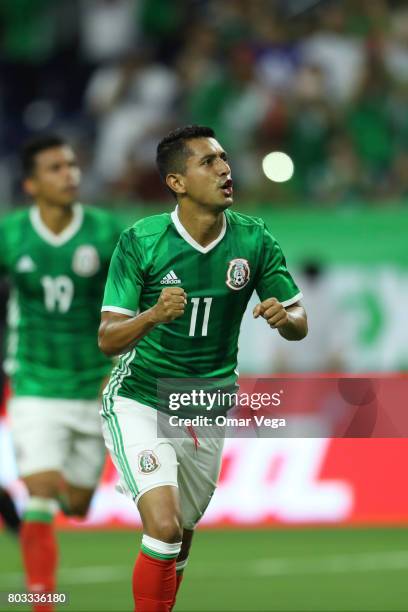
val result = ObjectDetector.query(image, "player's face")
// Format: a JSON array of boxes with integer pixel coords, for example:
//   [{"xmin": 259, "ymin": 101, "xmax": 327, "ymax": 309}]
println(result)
[
  {"xmin": 178, "ymin": 138, "xmax": 233, "ymax": 209},
  {"xmin": 24, "ymin": 146, "xmax": 81, "ymax": 207}
]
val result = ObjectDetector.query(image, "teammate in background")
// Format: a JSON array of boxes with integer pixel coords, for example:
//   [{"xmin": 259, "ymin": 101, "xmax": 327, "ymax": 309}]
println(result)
[
  {"xmin": 99, "ymin": 125, "xmax": 308, "ymax": 612},
  {"xmin": 0, "ymin": 135, "xmax": 121, "ymax": 611}
]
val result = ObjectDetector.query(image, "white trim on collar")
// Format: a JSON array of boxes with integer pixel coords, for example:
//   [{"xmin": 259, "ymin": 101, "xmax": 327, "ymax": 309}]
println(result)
[
  {"xmin": 170, "ymin": 206, "xmax": 227, "ymax": 254},
  {"xmin": 29, "ymin": 203, "xmax": 84, "ymax": 247}
]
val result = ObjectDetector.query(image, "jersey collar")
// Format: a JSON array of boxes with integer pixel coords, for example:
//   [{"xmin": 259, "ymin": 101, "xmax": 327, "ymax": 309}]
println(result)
[
  {"xmin": 29, "ymin": 203, "xmax": 84, "ymax": 247},
  {"xmin": 170, "ymin": 206, "xmax": 227, "ymax": 254}
]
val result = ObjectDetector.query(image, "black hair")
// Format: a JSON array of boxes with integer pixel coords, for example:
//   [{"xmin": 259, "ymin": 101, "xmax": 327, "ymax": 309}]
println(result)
[
  {"xmin": 156, "ymin": 125, "xmax": 215, "ymax": 195},
  {"xmin": 22, "ymin": 134, "xmax": 68, "ymax": 177}
]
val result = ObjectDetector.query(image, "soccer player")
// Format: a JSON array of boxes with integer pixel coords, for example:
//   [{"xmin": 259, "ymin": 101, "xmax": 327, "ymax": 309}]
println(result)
[
  {"xmin": 0, "ymin": 135, "xmax": 121, "ymax": 610},
  {"xmin": 98, "ymin": 125, "xmax": 308, "ymax": 611}
]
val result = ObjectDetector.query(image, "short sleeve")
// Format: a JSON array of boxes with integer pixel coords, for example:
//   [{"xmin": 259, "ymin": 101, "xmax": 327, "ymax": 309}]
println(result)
[
  {"xmin": 255, "ymin": 225, "xmax": 302, "ymax": 307},
  {"xmin": 101, "ymin": 229, "xmax": 144, "ymax": 316}
]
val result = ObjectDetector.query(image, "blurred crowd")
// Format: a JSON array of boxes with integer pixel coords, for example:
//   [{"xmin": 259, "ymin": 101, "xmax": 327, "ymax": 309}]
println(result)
[{"xmin": 1, "ymin": 0, "xmax": 408, "ymax": 207}]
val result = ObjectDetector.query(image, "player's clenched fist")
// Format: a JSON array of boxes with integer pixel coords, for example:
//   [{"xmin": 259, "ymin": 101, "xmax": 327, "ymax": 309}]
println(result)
[
  {"xmin": 151, "ymin": 287, "xmax": 187, "ymax": 324},
  {"xmin": 253, "ymin": 297, "xmax": 289, "ymax": 329}
]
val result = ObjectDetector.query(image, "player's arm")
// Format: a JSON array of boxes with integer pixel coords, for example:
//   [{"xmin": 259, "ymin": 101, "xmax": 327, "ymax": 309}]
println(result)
[
  {"xmin": 253, "ymin": 299, "xmax": 307, "ymax": 340},
  {"xmin": 254, "ymin": 224, "xmax": 307, "ymax": 341},
  {"xmin": 98, "ymin": 287, "xmax": 187, "ymax": 356}
]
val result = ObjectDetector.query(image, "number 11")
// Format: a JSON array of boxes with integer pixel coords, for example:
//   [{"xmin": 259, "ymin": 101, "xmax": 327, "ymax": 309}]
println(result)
[{"xmin": 189, "ymin": 297, "xmax": 213, "ymax": 337}]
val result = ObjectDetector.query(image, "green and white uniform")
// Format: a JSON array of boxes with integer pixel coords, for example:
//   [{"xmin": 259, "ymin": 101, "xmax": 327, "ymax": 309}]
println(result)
[
  {"xmin": 102, "ymin": 207, "xmax": 301, "ymax": 410},
  {"xmin": 101, "ymin": 207, "xmax": 301, "ymax": 524},
  {"xmin": 0, "ymin": 203, "xmax": 121, "ymax": 485},
  {"xmin": 0, "ymin": 204, "xmax": 119, "ymax": 399}
]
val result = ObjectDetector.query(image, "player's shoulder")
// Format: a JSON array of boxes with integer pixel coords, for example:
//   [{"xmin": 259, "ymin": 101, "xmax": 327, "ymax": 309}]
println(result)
[
  {"xmin": 225, "ymin": 209, "xmax": 266, "ymax": 230},
  {"xmin": 127, "ymin": 212, "xmax": 172, "ymax": 240}
]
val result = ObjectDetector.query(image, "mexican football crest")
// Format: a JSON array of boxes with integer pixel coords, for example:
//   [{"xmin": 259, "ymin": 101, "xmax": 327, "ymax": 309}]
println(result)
[
  {"xmin": 72, "ymin": 245, "xmax": 100, "ymax": 277},
  {"xmin": 138, "ymin": 450, "xmax": 160, "ymax": 474},
  {"xmin": 226, "ymin": 258, "xmax": 250, "ymax": 290}
]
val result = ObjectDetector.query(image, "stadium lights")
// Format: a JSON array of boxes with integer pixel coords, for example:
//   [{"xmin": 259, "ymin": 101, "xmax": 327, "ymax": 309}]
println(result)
[{"xmin": 262, "ymin": 151, "xmax": 294, "ymax": 183}]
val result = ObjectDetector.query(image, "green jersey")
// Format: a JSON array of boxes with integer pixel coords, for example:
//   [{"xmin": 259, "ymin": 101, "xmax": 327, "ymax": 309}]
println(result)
[
  {"xmin": 102, "ymin": 208, "xmax": 302, "ymax": 412},
  {"xmin": 0, "ymin": 204, "xmax": 121, "ymax": 399}
]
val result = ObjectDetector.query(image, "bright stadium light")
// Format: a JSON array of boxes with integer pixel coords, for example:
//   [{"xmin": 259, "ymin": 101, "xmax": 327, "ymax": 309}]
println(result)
[{"xmin": 262, "ymin": 151, "xmax": 294, "ymax": 183}]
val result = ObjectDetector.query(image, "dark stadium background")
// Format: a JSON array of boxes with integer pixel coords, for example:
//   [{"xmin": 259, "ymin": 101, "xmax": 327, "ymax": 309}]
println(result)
[{"xmin": 1, "ymin": 1, "xmax": 408, "ymax": 611}]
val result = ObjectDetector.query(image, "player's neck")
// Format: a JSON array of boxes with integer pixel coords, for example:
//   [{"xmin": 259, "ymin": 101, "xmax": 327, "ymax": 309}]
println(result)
[
  {"xmin": 177, "ymin": 202, "xmax": 225, "ymax": 248},
  {"xmin": 36, "ymin": 201, "xmax": 75, "ymax": 236}
]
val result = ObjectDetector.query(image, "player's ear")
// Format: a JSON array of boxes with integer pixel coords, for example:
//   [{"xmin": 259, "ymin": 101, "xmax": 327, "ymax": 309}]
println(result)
[
  {"xmin": 166, "ymin": 173, "xmax": 186, "ymax": 196},
  {"xmin": 23, "ymin": 177, "xmax": 37, "ymax": 198}
]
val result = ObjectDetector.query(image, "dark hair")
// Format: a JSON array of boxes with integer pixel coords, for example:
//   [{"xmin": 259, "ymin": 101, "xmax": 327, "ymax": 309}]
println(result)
[
  {"xmin": 22, "ymin": 134, "xmax": 68, "ymax": 177},
  {"xmin": 156, "ymin": 125, "xmax": 215, "ymax": 194}
]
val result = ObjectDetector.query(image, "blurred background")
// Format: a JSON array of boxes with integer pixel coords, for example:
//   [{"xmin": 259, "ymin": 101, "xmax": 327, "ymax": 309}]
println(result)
[
  {"xmin": 1, "ymin": 1, "xmax": 408, "ymax": 611},
  {"xmin": 1, "ymin": 0, "xmax": 408, "ymax": 206}
]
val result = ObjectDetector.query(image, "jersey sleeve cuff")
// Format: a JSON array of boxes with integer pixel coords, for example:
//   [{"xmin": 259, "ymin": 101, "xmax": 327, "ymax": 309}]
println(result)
[
  {"xmin": 281, "ymin": 292, "xmax": 303, "ymax": 308},
  {"xmin": 101, "ymin": 305, "xmax": 137, "ymax": 316}
]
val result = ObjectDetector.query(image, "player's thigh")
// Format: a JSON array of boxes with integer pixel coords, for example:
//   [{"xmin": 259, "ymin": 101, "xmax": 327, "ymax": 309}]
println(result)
[
  {"xmin": 7, "ymin": 397, "xmax": 71, "ymax": 479},
  {"xmin": 178, "ymin": 435, "xmax": 224, "ymax": 530},
  {"xmin": 100, "ymin": 396, "xmax": 179, "ymax": 506},
  {"xmin": 63, "ymin": 400, "xmax": 106, "ymax": 490}
]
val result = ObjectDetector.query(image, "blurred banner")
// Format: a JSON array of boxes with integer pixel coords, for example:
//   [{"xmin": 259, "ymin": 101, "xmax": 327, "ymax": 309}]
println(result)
[{"xmin": 2, "ymin": 376, "xmax": 408, "ymax": 528}]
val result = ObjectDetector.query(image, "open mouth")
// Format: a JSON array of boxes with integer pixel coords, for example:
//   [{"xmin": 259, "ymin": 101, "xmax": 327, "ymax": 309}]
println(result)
[{"xmin": 220, "ymin": 179, "xmax": 233, "ymax": 197}]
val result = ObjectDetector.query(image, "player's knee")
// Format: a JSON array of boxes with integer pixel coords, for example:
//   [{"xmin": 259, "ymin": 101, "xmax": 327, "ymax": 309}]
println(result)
[
  {"xmin": 150, "ymin": 517, "xmax": 183, "ymax": 543},
  {"xmin": 138, "ymin": 487, "xmax": 183, "ymax": 542}
]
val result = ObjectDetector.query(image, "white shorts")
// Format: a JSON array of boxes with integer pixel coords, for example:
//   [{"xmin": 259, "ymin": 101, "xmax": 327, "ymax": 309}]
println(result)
[
  {"xmin": 8, "ymin": 396, "xmax": 105, "ymax": 489},
  {"xmin": 100, "ymin": 396, "xmax": 224, "ymax": 530}
]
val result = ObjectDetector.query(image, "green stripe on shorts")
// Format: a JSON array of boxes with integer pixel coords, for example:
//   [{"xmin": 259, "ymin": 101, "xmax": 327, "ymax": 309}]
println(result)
[{"xmin": 102, "ymin": 351, "xmax": 140, "ymax": 498}]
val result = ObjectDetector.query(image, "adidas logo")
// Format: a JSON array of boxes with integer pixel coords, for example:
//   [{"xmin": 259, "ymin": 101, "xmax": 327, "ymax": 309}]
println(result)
[
  {"xmin": 160, "ymin": 270, "xmax": 181, "ymax": 285},
  {"xmin": 16, "ymin": 255, "xmax": 36, "ymax": 273}
]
